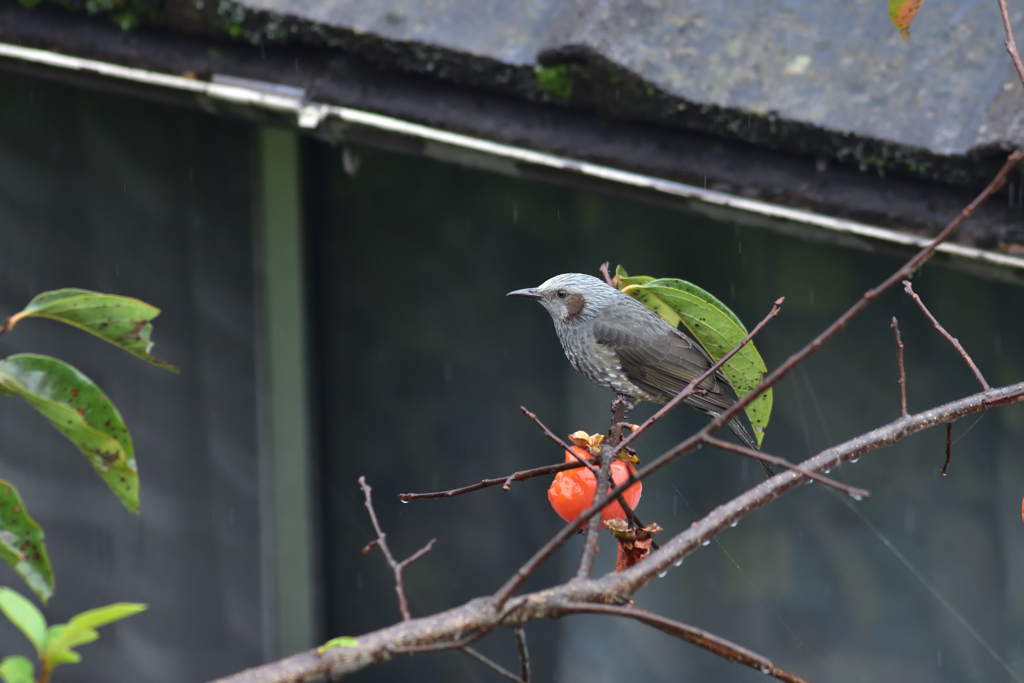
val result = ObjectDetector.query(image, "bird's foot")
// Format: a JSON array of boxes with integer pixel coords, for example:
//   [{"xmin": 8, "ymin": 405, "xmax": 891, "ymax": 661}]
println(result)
[{"xmin": 611, "ymin": 394, "xmax": 636, "ymax": 418}]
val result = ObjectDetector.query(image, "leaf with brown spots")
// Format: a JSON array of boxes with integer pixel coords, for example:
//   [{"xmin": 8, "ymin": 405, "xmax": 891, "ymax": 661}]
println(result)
[
  {"xmin": 615, "ymin": 269, "xmax": 772, "ymax": 447},
  {"xmin": 889, "ymin": 0, "xmax": 924, "ymax": 39},
  {"xmin": 0, "ymin": 355, "xmax": 139, "ymax": 513},
  {"xmin": 1, "ymin": 289, "xmax": 178, "ymax": 372},
  {"xmin": 0, "ymin": 480, "xmax": 53, "ymax": 602}
]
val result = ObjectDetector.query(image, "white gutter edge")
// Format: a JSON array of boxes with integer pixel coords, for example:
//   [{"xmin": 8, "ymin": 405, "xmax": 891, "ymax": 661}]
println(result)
[{"xmin": 3, "ymin": 41, "xmax": 1022, "ymax": 272}]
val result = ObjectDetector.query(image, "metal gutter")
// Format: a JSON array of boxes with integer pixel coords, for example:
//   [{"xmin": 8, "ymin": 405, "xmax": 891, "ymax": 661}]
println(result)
[{"xmin": 3, "ymin": 40, "xmax": 1023, "ymax": 274}]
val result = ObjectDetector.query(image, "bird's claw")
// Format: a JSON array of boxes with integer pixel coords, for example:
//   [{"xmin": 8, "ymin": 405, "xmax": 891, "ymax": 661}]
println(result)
[{"xmin": 612, "ymin": 394, "xmax": 636, "ymax": 417}]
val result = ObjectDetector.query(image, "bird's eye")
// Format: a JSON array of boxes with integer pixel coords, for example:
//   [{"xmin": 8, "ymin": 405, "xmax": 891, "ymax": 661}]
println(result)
[{"xmin": 555, "ymin": 289, "xmax": 568, "ymax": 299}]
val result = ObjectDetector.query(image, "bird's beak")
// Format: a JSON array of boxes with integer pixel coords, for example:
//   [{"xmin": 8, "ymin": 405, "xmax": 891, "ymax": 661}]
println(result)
[{"xmin": 507, "ymin": 287, "xmax": 543, "ymax": 300}]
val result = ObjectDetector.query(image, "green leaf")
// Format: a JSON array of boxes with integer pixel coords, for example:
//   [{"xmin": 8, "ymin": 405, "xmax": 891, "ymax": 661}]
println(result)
[
  {"xmin": 1, "ymin": 289, "xmax": 178, "ymax": 372},
  {"xmin": 0, "ymin": 480, "xmax": 53, "ymax": 602},
  {"xmin": 0, "ymin": 354, "xmax": 139, "ymax": 512},
  {"xmin": 67, "ymin": 602, "xmax": 147, "ymax": 631},
  {"xmin": 50, "ymin": 623, "xmax": 99, "ymax": 651},
  {"xmin": 0, "ymin": 656, "xmax": 34, "ymax": 683},
  {"xmin": 888, "ymin": 0, "xmax": 924, "ymax": 38},
  {"xmin": 46, "ymin": 603, "xmax": 145, "ymax": 671},
  {"xmin": 646, "ymin": 278, "xmax": 747, "ymax": 333},
  {"xmin": 0, "ymin": 587, "xmax": 46, "ymax": 655},
  {"xmin": 318, "ymin": 636, "xmax": 359, "ymax": 654},
  {"xmin": 44, "ymin": 625, "xmax": 84, "ymax": 666},
  {"xmin": 618, "ymin": 279, "xmax": 772, "ymax": 446}
]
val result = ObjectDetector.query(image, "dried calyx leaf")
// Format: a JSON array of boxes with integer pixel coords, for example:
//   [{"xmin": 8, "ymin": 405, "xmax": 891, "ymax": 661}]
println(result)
[
  {"xmin": 606, "ymin": 520, "xmax": 663, "ymax": 571},
  {"xmin": 567, "ymin": 430, "xmax": 636, "ymax": 462},
  {"xmin": 567, "ymin": 430, "xmax": 604, "ymax": 454}
]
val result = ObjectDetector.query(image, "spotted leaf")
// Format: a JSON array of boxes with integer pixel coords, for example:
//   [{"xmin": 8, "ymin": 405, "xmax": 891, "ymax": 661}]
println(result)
[
  {"xmin": 617, "ymin": 271, "xmax": 772, "ymax": 446},
  {"xmin": 1, "ymin": 289, "xmax": 177, "ymax": 372},
  {"xmin": 0, "ymin": 355, "xmax": 138, "ymax": 512},
  {"xmin": 0, "ymin": 480, "xmax": 52, "ymax": 603},
  {"xmin": 889, "ymin": 0, "xmax": 924, "ymax": 38}
]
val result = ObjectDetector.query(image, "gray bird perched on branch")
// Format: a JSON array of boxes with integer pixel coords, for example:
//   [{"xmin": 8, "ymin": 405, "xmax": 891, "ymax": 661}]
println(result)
[{"xmin": 508, "ymin": 273, "xmax": 772, "ymax": 477}]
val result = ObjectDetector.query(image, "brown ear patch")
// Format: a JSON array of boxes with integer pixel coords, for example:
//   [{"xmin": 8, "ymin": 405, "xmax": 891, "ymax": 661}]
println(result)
[{"xmin": 566, "ymin": 293, "xmax": 586, "ymax": 320}]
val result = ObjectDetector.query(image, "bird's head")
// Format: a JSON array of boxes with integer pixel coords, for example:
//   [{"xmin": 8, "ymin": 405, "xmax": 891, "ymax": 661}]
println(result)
[{"xmin": 507, "ymin": 273, "xmax": 616, "ymax": 325}]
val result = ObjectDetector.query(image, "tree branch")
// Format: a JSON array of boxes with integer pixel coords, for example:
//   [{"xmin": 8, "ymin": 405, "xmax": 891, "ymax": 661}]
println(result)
[
  {"xmin": 359, "ymin": 477, "xmax": 435, "ymax": 622},
  {"xmin": 891, "ymin": 317, "xmax": 908, "ymax": 417},
  {"xmin": 998, "ymin": 0, "xmax": 1024, "ymax": 89},
  {"xmin": 575, "ymin": 396, "xmax": 631, "ymax": 579},
  {"xmin": 903, "ymin": 281, "xmax": 989, "ymax": 390},
  {"xmin": 520, "ymin": 406, "xmax": 600, "ymax": 476},
  {"xmin": 701, "ymin": 436, "xmax": 869, "ymax": 499},
  {"xmin": 942, "ymin": 422, "xmax": 953, "ymax": 475},
  {"xmin": 514, "ymin": 628, "xmax": 530, "ymax": 683},
  {"xmin": 398, "ymin": 459, "xmax": 594, "ymax": 501},
  {"xmin": 461, "ymin": 646, "xmax": 524, "ymax": 682},
  {"xmin": 560, "ymin": 603, "xmax": 810, "ymax": 683}
]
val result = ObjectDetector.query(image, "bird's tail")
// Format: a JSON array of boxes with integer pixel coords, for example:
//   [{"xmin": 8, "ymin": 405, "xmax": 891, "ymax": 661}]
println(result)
[{"xmin": 727, "ymin": 418, "xmax": 775, "ymax": 478}]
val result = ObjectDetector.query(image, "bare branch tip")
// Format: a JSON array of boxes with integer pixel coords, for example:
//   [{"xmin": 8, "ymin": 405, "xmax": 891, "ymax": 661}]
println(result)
[{"xmin": 942, "ymin": 422, "xmax": 953, "ymax": 476}]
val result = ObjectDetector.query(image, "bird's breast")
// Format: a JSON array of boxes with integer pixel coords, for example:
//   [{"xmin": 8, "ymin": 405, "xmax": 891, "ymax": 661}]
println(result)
[{"xmin": 555, "ymin": 325, "xmax": 650, "ymax": 397}]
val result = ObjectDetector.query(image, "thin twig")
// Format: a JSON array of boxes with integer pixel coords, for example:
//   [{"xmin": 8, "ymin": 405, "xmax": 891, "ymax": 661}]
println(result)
[
  {"xmin": 576, "ymin": 396, "xmax": 629, "ymax": 579},
  {"xmin": 520, "ymin": 407, "xmax": 578, "ymax": 456},
  {"xmin": 613, "ymin": 297, "xmax": 785, "ymax": 457},
  {"xmin": 702, "ymin": 436, "xmax": 869, "ymax": 499},
  {"xmin": 523, "ymin": 403, "xmax": 648, "ymax": 531},
  {"xmin": 598, "ymin": 261, "xmax": 617, "ymax": 287},
  {"xmin": 903, "ymin": 281, "xmax": 990, "ymax": 389},
  {"xmin": 521, "ymin": 407, "xmax": 600, "ymax": 476},
  {"xmin": 493, "ymin": 152, "xmax": 1024, "ymax": 610},
  {"xmin": 600, "ymin": 395, "xmax": 648, "ymax": 534},
  {"xmin": 461, "ymin": 647, "xmax": 524, "ymax": 682},
  {"xmin": 998, "ymin": 0, "xmax": 1024, "ymax": 89},
  {"xmin": 398, "ymin": 459, "xmax": 593, "ymax": 501},
  {"xmin": 560, "ymin": 603, "xmax": 810, "ymax": 683},
  {"xmin": 891, "ymin": 317, "xmax": 908, "ymax": 417},
  {"xmin": 403, "ymin": 539, "xmax": 437, "ymax": 566},
  {"xmin": 514, "ymin": 628, "xmax": 529, "ymax": 683},
  {"xmin": 942, "ymin": 422, "xmax": 953, "ymax": 475},
  {"xmin": 359, "ymin": 477, "xmax": 436, "ymax": 621}
]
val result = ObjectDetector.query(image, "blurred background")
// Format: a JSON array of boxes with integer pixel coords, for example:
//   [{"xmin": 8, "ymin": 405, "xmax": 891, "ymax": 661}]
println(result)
[{"xmin": 1, "ymin": 24, "xmax": 1024, "ymax": 683}]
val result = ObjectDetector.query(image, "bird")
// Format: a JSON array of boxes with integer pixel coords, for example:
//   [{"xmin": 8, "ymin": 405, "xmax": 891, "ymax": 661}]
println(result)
[{"xmin": 508, "ymin": 272, "xmax": 773, "ymax": 477}]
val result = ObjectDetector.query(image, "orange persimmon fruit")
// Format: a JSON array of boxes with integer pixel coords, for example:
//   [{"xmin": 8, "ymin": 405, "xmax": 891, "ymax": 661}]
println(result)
[{"xmin": 548, "ymin": 445, "xmax": 642, "ymax": 529}]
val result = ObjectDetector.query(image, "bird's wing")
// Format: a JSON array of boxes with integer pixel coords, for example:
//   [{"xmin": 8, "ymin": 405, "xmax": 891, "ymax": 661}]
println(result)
[{"xmin": 592, "ymin": 315, "xmax": 731, "ymax": 408}]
